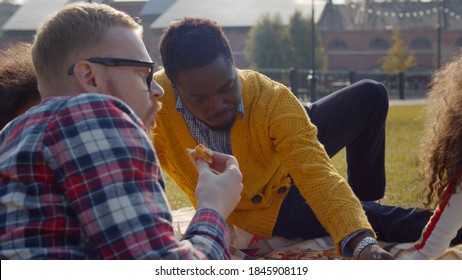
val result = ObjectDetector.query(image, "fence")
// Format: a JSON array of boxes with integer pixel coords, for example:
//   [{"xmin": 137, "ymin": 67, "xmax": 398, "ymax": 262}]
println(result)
[{"xmin": 256, "ymin": 68, "xmax": 433, "ymax": 102}]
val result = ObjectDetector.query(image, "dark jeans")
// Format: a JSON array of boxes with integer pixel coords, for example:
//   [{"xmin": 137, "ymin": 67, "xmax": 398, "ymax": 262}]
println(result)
[
  {"xmin": 307, "ymin": 79, "xmax": 387, "ymax": 201},
  {"xmin": 274, "ymin": 186, "xmax": 462, "ymax": 244},
  {"xmin": 273, "ymin": 79, "xmax": 462, "ymax": 244}
]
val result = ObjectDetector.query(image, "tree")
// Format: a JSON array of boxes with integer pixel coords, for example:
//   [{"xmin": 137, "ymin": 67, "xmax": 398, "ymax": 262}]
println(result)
[
  {"xmin": 244, "ymin": 10, "xmax": 327, "ymax": 71},
  {"xmin": 287, "ymin": 10, "xmax": 327, "ymax": 71},
  {"xmin": 380, "ymin": 28, "xmax": 415, "ymax": 73},
  {"xmin": 244, "ymin": 13, "xmax": 289, "ymax": 69}
]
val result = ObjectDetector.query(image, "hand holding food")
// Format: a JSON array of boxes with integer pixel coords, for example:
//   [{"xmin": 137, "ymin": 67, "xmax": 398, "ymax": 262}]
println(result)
[
  {"xmin": 188, "ymin": 144, "xmax": 243, "ymax": 219},
  {"xmin": 187, "ymin": 144, "xmax": 213, "ymax": 163}
]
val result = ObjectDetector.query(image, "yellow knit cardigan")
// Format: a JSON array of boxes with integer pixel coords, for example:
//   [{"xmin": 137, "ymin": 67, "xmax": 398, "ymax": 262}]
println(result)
[{"xmin": 152, "ymin": 69, "xmax": 374, "ymax": 252}]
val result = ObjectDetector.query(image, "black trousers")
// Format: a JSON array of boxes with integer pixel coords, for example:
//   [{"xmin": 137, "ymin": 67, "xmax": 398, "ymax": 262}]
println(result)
[
  {"xmin": 273, "ymin": 79, "xmax": 462, "ymax": 244},
  {"xmin": 307, "ymin": 79, "xmax": 387, "ymax": 201}
]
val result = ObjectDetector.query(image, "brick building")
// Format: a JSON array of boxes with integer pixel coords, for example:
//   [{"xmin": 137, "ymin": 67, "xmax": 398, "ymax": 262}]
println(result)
[
  {"xmin": 318, "ymin": 0, "xmax": 462, "ymax": 73},
  {"xmin": 2, "ymin": 0, "xmax": 461, "ymax": 74}
]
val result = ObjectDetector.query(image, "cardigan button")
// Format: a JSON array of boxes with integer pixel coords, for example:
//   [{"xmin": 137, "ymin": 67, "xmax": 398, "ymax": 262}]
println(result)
[
  {"xmin": 277, "ymin": 186, "xmax": 288, "ymax": 194},
  {"xmin": 251, "ymin": 194, "xmax": 262, "ymax": 204}
]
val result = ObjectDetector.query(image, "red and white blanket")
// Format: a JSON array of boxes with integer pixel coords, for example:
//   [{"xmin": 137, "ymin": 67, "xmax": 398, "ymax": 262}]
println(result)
[{"xmin": 172, "ymin": 207, "xmax": 462, "ymax": 260}]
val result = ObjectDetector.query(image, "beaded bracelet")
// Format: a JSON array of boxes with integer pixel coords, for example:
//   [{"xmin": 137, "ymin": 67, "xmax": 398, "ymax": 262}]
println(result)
[{"xmin": 352, "ymin": 236, "xmax": 378, "ymax": 259}]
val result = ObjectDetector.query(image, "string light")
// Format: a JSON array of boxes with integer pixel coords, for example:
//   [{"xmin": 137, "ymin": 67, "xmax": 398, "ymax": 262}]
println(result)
[{"xmin": 345, "ymin": 1, "xmax": 462, "ymax": 21}]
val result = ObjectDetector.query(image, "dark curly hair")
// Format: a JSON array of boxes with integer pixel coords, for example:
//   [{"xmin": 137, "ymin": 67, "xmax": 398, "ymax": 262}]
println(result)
[
  {"xmin": 420, "ymin": 50, "xmax": 462, "ymax": 208},
  {"xmin": 0, "ymin": 42, "xmax": 40, "ymax": 129},
  {"xmin": 158, "ymin": 17, "xmax": 234, "ymax": 85}
]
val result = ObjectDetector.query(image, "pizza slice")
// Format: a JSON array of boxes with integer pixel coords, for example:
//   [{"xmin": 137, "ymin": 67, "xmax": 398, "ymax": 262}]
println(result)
[{"xmin": 187, "ymin": 144, "xmax": 213, "ymax": 163}]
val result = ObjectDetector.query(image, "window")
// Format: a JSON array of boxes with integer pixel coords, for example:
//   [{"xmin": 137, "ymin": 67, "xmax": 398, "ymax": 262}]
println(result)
[
  {"xmin": 455, "ymin": 37, "xmax": 462, "ymax": 47},
  {"xmin": 328, "ymin": 38, "xmax": 348, "ymax": 48},
  {"xmin": 369, "ymin": 37, "xmax": 389, "ymax": 49},
  {"xmin": 410, "ymin": 37, "xmax": 432, "ymax": 49}
]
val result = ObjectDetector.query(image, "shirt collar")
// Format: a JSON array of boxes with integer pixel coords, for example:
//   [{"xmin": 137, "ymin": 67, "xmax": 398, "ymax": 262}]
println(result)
[{"xmin": 173, "ymin": 87, "xmax": 244, "ymax": 117}]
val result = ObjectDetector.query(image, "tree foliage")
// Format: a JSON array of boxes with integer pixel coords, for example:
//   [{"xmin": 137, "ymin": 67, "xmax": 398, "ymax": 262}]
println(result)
[
  {"xmin": 380, "ymin": 29, "xmax": 415, "ymax": 73},
  {"xmin": 287, "ymin": 10, "xmax": 327, "ymax": 71},
  {"xmin": 244, "ymin": 13, "xmax": 289, "ymax": 69},
  {"xmin": 244, "ymin": 10, "xmax": 327, "ymax": 70}
]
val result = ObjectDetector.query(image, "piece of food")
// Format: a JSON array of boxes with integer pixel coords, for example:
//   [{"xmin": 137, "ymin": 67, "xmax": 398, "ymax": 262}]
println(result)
[
  {"xmin": 187, "ymin": 144, "xmax": 213, "ymax": 163},
  {"xmin": 258, "ymin": 248, "xmax": 345, "ymax": 260}
]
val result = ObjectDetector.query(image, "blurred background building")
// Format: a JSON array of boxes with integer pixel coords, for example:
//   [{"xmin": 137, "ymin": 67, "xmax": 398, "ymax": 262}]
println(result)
[{"xmin": 1, "ymin": 0, "xmax": 461, "ymax": 99}]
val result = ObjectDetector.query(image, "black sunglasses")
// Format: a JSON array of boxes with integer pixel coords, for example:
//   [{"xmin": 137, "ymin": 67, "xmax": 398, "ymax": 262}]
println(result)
[{"xmin": 67, "ymin": 57, "xmax": 155, "ymax": 91}]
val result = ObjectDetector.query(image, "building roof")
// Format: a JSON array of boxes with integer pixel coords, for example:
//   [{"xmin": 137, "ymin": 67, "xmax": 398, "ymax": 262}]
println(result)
[
  {"xmin": 0, "ymin": 3, "xmax": 20, "ymax": 31},
  {"xmin": 318, "ymin": 0, "xmax": 462, "ymax": 32},
  {"xmin": 139, "ymin": 0, "xmax": 175, "ymax": 17},
  {"xmin": 150, "ymin": 0, "xmax": 325, "ymax": 29},
  {"xmin": 108, "ymin": 0, "xmax": 147, "ymax": 19},
  {"xmin": 1, "ymin": 0, "xmax": 145, "ymax": 32},
  {"xmin": 2, "ymin": 0, "xmax": 68, "ymax": 31}
]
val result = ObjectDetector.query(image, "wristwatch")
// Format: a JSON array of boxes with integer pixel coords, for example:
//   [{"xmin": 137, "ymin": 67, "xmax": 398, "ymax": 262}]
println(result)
[{"xmin": 352, "ymin": 236, "xmax": 379, "ymax": 259}]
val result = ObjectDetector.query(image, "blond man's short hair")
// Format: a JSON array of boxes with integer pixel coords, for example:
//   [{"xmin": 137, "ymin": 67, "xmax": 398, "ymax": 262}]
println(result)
[{"xmin": 32, "ymin": 2, "xmax": 140, "ymax": 85}]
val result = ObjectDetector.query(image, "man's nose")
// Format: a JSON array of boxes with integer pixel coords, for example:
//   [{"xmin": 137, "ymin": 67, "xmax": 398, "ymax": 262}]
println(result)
[
  {"xmin": 150, "ymin": 80, "xmax": 165, "ymax": 98},
  {"xmin": 207, "ymin": 95, "xmax": 228, "ymax": 112}
]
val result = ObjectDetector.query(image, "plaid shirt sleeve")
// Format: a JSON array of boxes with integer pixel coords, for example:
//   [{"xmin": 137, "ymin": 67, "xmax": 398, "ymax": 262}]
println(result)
[{"xmin": 42, "ymin": 94, "xmax": 230, "ymax": 259}]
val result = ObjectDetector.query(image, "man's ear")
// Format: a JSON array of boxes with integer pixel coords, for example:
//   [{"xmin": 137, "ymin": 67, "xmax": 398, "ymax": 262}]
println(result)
[{"xmin": 72, "ymin": 61, "xmax": 100, "ymax": 92}]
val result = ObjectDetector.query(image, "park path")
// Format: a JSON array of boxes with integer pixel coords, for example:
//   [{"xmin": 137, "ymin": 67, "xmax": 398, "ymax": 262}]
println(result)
[
  {"xmin": 389, "ymin": 98, "xmax": 427, "ymax": 106},
  {"xmin": 302, "ymin": 98, "xmax": 427, "ymax": 108}
]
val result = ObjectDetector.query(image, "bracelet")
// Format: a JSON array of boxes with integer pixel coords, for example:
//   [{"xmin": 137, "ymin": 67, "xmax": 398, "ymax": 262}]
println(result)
[{"xmin": 352, "ymin": 236, "xmax": 378, "ymax": 259}]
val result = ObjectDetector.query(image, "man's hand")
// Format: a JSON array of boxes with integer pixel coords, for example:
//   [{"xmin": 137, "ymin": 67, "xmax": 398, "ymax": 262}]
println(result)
[
  {"xmin": 348, "ymin": 232, "xmax": 395, "ymax": 260},
  {"xmin": 357, "ymin": 244, "xmax": 394, "ymax": 260},
  {"xmin": 192, "ymin": 151, "xmax": 243, "ymax": 219}
]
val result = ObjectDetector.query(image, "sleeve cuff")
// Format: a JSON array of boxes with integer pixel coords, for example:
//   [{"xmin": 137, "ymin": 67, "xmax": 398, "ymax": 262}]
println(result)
[{"xmin": 340, "ymin": 230, "xmax": 367, "ymax": 258}]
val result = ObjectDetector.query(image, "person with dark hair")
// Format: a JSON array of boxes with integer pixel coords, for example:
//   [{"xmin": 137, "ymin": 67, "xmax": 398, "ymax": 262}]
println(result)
[
  {"xmin": 0, "ymin": 42, "xmax": 41, "ymax": 130},
  {"xmin": 151, "ymin": 17, "xmax": 462, "ymax": 260},
  {"xmin": 0, "ymin": 4, "xmax": 243, "ymax": 260}
]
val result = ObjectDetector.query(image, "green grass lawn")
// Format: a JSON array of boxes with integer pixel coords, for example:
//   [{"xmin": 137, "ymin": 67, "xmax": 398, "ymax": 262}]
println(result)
[
  {"xmin": 332, "ymin": 104, "xmax": 427, "ymax": 208},
  {"xmin": 165, "ymin": 103, "xmax": 428, "ymax": 210}
]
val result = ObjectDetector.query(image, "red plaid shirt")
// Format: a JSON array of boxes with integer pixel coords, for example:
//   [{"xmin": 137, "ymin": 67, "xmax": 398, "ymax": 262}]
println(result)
[{"xmin": 0, "ymin": 93, "xmax": 230, "ymax": 259}]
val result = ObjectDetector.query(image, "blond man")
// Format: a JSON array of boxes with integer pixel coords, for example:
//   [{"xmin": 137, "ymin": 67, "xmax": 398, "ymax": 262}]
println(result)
[{"xmin": 0, "ymin": 2, "xmax": 242, "ymax": 260}]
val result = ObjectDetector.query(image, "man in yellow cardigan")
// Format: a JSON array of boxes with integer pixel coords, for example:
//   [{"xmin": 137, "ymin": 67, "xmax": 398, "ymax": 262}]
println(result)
[{"xmin": 151, "ymin": 18, "xmax": 441, "ymax": 259}]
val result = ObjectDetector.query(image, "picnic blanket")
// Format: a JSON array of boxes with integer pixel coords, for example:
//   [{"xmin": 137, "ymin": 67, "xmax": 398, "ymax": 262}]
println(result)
[{"xmin": 172, "ymin": 207, "xmax": 462, "ymax": 260}]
